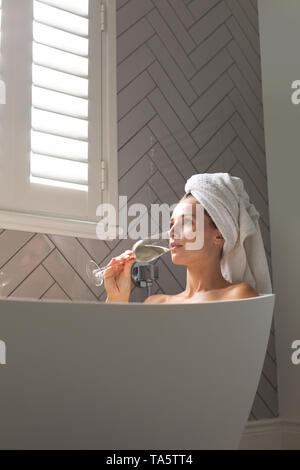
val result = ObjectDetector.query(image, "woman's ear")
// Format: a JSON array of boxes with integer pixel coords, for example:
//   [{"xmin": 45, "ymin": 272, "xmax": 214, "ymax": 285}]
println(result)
[
  {"xmin": 215, "ymin": 230, "xmax": 224, "ymax": 244},
  {"xmin": 216, "ymin": 230, "xmax": 224, "ymax": 240},
  {"xmin": 214, "ymin": 231, "xmax": 224, "ymax": 259}
]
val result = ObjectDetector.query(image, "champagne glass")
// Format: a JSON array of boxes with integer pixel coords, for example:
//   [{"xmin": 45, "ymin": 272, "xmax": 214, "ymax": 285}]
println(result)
[{"xmin": 86, "ymin": 230, "xmax": 171, "ymax": 287}]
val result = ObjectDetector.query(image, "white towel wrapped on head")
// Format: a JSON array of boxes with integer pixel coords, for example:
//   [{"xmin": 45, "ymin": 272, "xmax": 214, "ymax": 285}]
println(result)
[{"xmin": 184, "ymin": 172, "xmax": 272, "ymax": 294}]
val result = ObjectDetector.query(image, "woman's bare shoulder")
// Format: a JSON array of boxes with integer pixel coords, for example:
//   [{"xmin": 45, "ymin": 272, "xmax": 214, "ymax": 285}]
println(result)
[
  {"xmin": 143, "ymin": 283, "xmax": 259, "ymax": 303},
  {"xmin": 143, "ymin": 294, "xmax": 169, "ymax": 304},
  {"xmin": 224, "ymin": 282, "xmax": 259, "ymax": 300}
]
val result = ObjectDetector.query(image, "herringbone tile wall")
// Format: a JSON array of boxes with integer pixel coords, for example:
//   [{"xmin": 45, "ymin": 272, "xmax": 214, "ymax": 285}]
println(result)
[{"xmin": 0, "ymin": 0, "xmax": 278, "ymax": 420}]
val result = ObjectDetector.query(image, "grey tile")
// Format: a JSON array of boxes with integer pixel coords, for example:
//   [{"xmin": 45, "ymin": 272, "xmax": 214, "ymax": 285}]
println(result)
[
  {"xmin": 148, "ymin": 198, "xmax": 169, "ymax": 235},
  {"xmin": 226, "ymin": 39, "xmax": 262, "ymax": 102},
  {"xmin": 148, "ymin": 142, "xmax": 186, "ymax": 198},
  {"xmin": 118, "ymin": 71, "xmax": 156, "ymax": 120},
  {"xmin": 262, "ymin": 353, "xmax": 278, "ymax": 390},
  {"xmin": 148, "ymin": 88, "xmax": 198, "ymax": 157},
  {"xmin": 114, "ymin": 182, "xmax": 158, "ymax": 243},
  {"xmin": 161, "ymin": 253, "xmax": 186, "ymax": 289},
  {"xmin": 229, "ymin": 112, "xmax": 266, "ymax": 176},
  {"xmin": 226, "ymin": 16, "xmax": 261, "ymax": 77},
  {"xmin": 239, "ymin": 0, "xmax": 259, "ymax": 33},
  {"xmin": 131, "ymin": 285, "xmax": 149, "ymax": 303},
  {"xmin": 251, "ymin": 0, "xmax": 258, "ymax": 12},
  {"xmin": 98, "ymin": 290, "xmax": 107, "ymax": 302},
  {"xmin": 207, "ymin": 145, "xmax": 237, "ymax": 173},
  {"xmin": 117, "ymin": 0, "xmax": 130, "ymax": 10},
  {"xmin": 147, "ymin": 8, "xmax": 196, "ymax": 79},
  {"xmin": 42, "ymin": 282, "xmax": 70, "ymax": 300},
  {"xmin": 47, "ymin": 234, "xmax": 103, "ymax": 297},
  {"xmin": 188, "ymin": 0, "xmax": 221, "ymax": 20},
  {"xmin": 42, "ymin": 250, "xmax": 97, "ymax": 301},
  {"xmin": 192, "ymin": 72, "xmax": 234, "ymax": 123},
  {"xmin": 168, "ymin": 0, "xmax": 196, "ymax": 29},
  {"xmin": 117, "ymin": 44, "xmax": 155, "ymax": 92},
  {"xmin": 148, "ymin": 170, "xmax": 180, "ymax": 206},
  {"xmin": 154, "ymin": 257, "xmax": 183, "ymax": 295},
  {"xmin": 118, "ymin": 98, "xmax": 156, "ymax": 149},
  {"xmin": 191, "ymin": 47, "xmax": 233, "ymax": 97},
  {"xmin": 257, "ymin": 374, "xmax": 278, "ymax": 416},
  {"xmin": 189, "ymin": 2, "xmax": 232, "ymax": 45},
  {"xmin": 122, "ymin": 186, "xmax": 167, "ymax": 241},
  {"xmin": 225, "ymin": 0, "xmax": 260, "ymax": 53},
  {"xmin": 192, "ymin": 121, "xmax": 236, "ymax": 171},
  {"xmin": 0, "ymin": 230, "xmax": 35, "ymax": 268},
  {"xmin": 148, "ymin": 115, "xmax": 196, "ymax": 178},
  {"xmin": 228, "ymin": 64, "xmax": 263, "ymax": 126},
  {"xmin": 190, "ymin": 24, "xmax": 232, "ymax": 71},
  {"xmin": 1, "ymin": 234, "xmax": 55, "ymax": 297},
  {"xmin": 251, "ymin": 394, "xmax": 274, "ymax": 419},
  {"xmin": 192, "ymin": 97, "xmax": 235, "ymax": 148},
  {"xmin": 117, "ymin": 17, "xmax": 155, "ymax": 64},
  {"xmin": 119, "ymin": 153, "xmax": 157, "ymax": 200},
  {"xmin": 230, "ymin": 138, "xmax": 268, "ymax": 202},
  {"xmin": 76, "ymin": 238, "xmax": 110, "ymax": 266},
  {"xmin": 10, "ymin": 265, "xmax": 54, "ymax": 299},
  {"xmin": 117, "ymin": 0, "xmax": 154, "ymax": 36},
  {"xmin": 119, "ymin": 126, "xmax": 157, "ymax": 178},
  {"xmin": 151, "ymin": 279, "xmax": 163, "ymax": 296},
  {"xmin": 130, "ymin": 182, "xmax": 158, "ymax": 207},
  {"xmin": 147, "ymin": 35, "xmax": 197, "ymax": 105},
  {"xmin": 251, "ymin": 0, "xmax": 258, "ymax": 11},
  {"xmin": 152, "ymin": 0, "xmax": 196, "ymax": 54},
  {"xmin": 148, "ymin": 62, "xmax": 198, "ymax": 132}
]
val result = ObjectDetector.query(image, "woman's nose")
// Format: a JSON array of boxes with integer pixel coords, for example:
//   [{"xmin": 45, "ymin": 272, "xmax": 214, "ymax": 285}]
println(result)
[{"xmin": 170, "ymin": 223, "xmax": 183, "ymax": 239}]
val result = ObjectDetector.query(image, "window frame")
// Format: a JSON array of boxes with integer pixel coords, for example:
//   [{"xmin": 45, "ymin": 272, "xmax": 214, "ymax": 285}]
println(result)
[{"xmin": 0, "ymin": 0, "xmax": 118, "ymax": 239}]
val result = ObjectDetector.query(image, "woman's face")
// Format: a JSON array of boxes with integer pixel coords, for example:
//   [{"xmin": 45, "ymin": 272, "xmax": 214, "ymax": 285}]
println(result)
[{"xmin": 169, "ymin": 196, "xmax": 224, "ymax": 266}]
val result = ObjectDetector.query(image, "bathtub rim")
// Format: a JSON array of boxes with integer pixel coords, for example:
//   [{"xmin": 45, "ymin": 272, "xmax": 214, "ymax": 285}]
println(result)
[{"xmin": 0, "ymin": 292, "xmax": 275, "ymax": 306}]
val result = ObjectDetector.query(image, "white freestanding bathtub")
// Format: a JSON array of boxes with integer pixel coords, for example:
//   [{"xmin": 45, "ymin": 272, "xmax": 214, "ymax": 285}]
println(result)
[{"xmin": 0, "ymin": 293, "xmax": 275, "ymax": 450}]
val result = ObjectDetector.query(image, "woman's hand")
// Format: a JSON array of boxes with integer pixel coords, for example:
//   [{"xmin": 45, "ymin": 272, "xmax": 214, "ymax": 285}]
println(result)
[{"xmin": 103, "ymin": 250, "xmax": 136, "ymax": 303}]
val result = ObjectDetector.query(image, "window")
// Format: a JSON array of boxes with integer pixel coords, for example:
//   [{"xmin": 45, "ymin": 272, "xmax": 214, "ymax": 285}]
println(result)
[{"xmin": 0, "ymin": 0, "xmax": 118, "ymax": 239}]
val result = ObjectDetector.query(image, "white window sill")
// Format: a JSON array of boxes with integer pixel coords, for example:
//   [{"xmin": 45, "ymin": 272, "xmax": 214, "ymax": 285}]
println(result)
[{"xmin": 0, "ymin": 209, "xmax": 110, "ymax": 240}]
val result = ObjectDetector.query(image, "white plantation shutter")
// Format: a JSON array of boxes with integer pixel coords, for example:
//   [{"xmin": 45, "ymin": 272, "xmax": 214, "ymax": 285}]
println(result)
[
  {"xmin": 31, "ymin": 0, "xmax": 89, "ymax": 192},
  {"xmin": 0, "ymin": 0, "xmax": 118, "ymax": 238}
]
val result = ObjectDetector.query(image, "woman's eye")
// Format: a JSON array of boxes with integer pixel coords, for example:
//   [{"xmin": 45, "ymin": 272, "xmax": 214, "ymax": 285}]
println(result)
[{"xmin": 169, "ymin": 219, "xmax": 193, "ymax": 229}]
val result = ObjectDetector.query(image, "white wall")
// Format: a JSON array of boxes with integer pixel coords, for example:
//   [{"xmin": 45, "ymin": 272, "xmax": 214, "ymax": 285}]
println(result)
[{"xmin": 258, "ymin": 0, "xmax": 300, "ymax": 419}]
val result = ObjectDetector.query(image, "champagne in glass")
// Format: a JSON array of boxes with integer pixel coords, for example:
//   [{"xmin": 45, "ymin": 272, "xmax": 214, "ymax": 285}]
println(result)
[
  {"xmin": 131, "ymin": 231, "xmax": 170, "ymax": 262},
  {"xmin": 86, "ymin": 230, "xmax": 170, "ymax": 287}
]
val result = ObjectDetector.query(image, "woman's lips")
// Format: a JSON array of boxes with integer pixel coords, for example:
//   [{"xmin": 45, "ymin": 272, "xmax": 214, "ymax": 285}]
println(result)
[{"xmin": 170, "ymin": 242, "xmax": 183, "ymax": 250}]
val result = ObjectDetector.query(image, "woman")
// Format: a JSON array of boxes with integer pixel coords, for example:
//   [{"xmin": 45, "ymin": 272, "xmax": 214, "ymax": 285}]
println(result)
[{"xmin": 104, "ymin": 188, "xmax": 259, "ymax": 304}]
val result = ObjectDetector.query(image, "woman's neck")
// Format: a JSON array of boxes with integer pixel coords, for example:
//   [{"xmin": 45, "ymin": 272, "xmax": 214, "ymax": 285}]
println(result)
[{"xmin": 183, "ymin": 258, "xmax": 231, "ymax": 297}]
